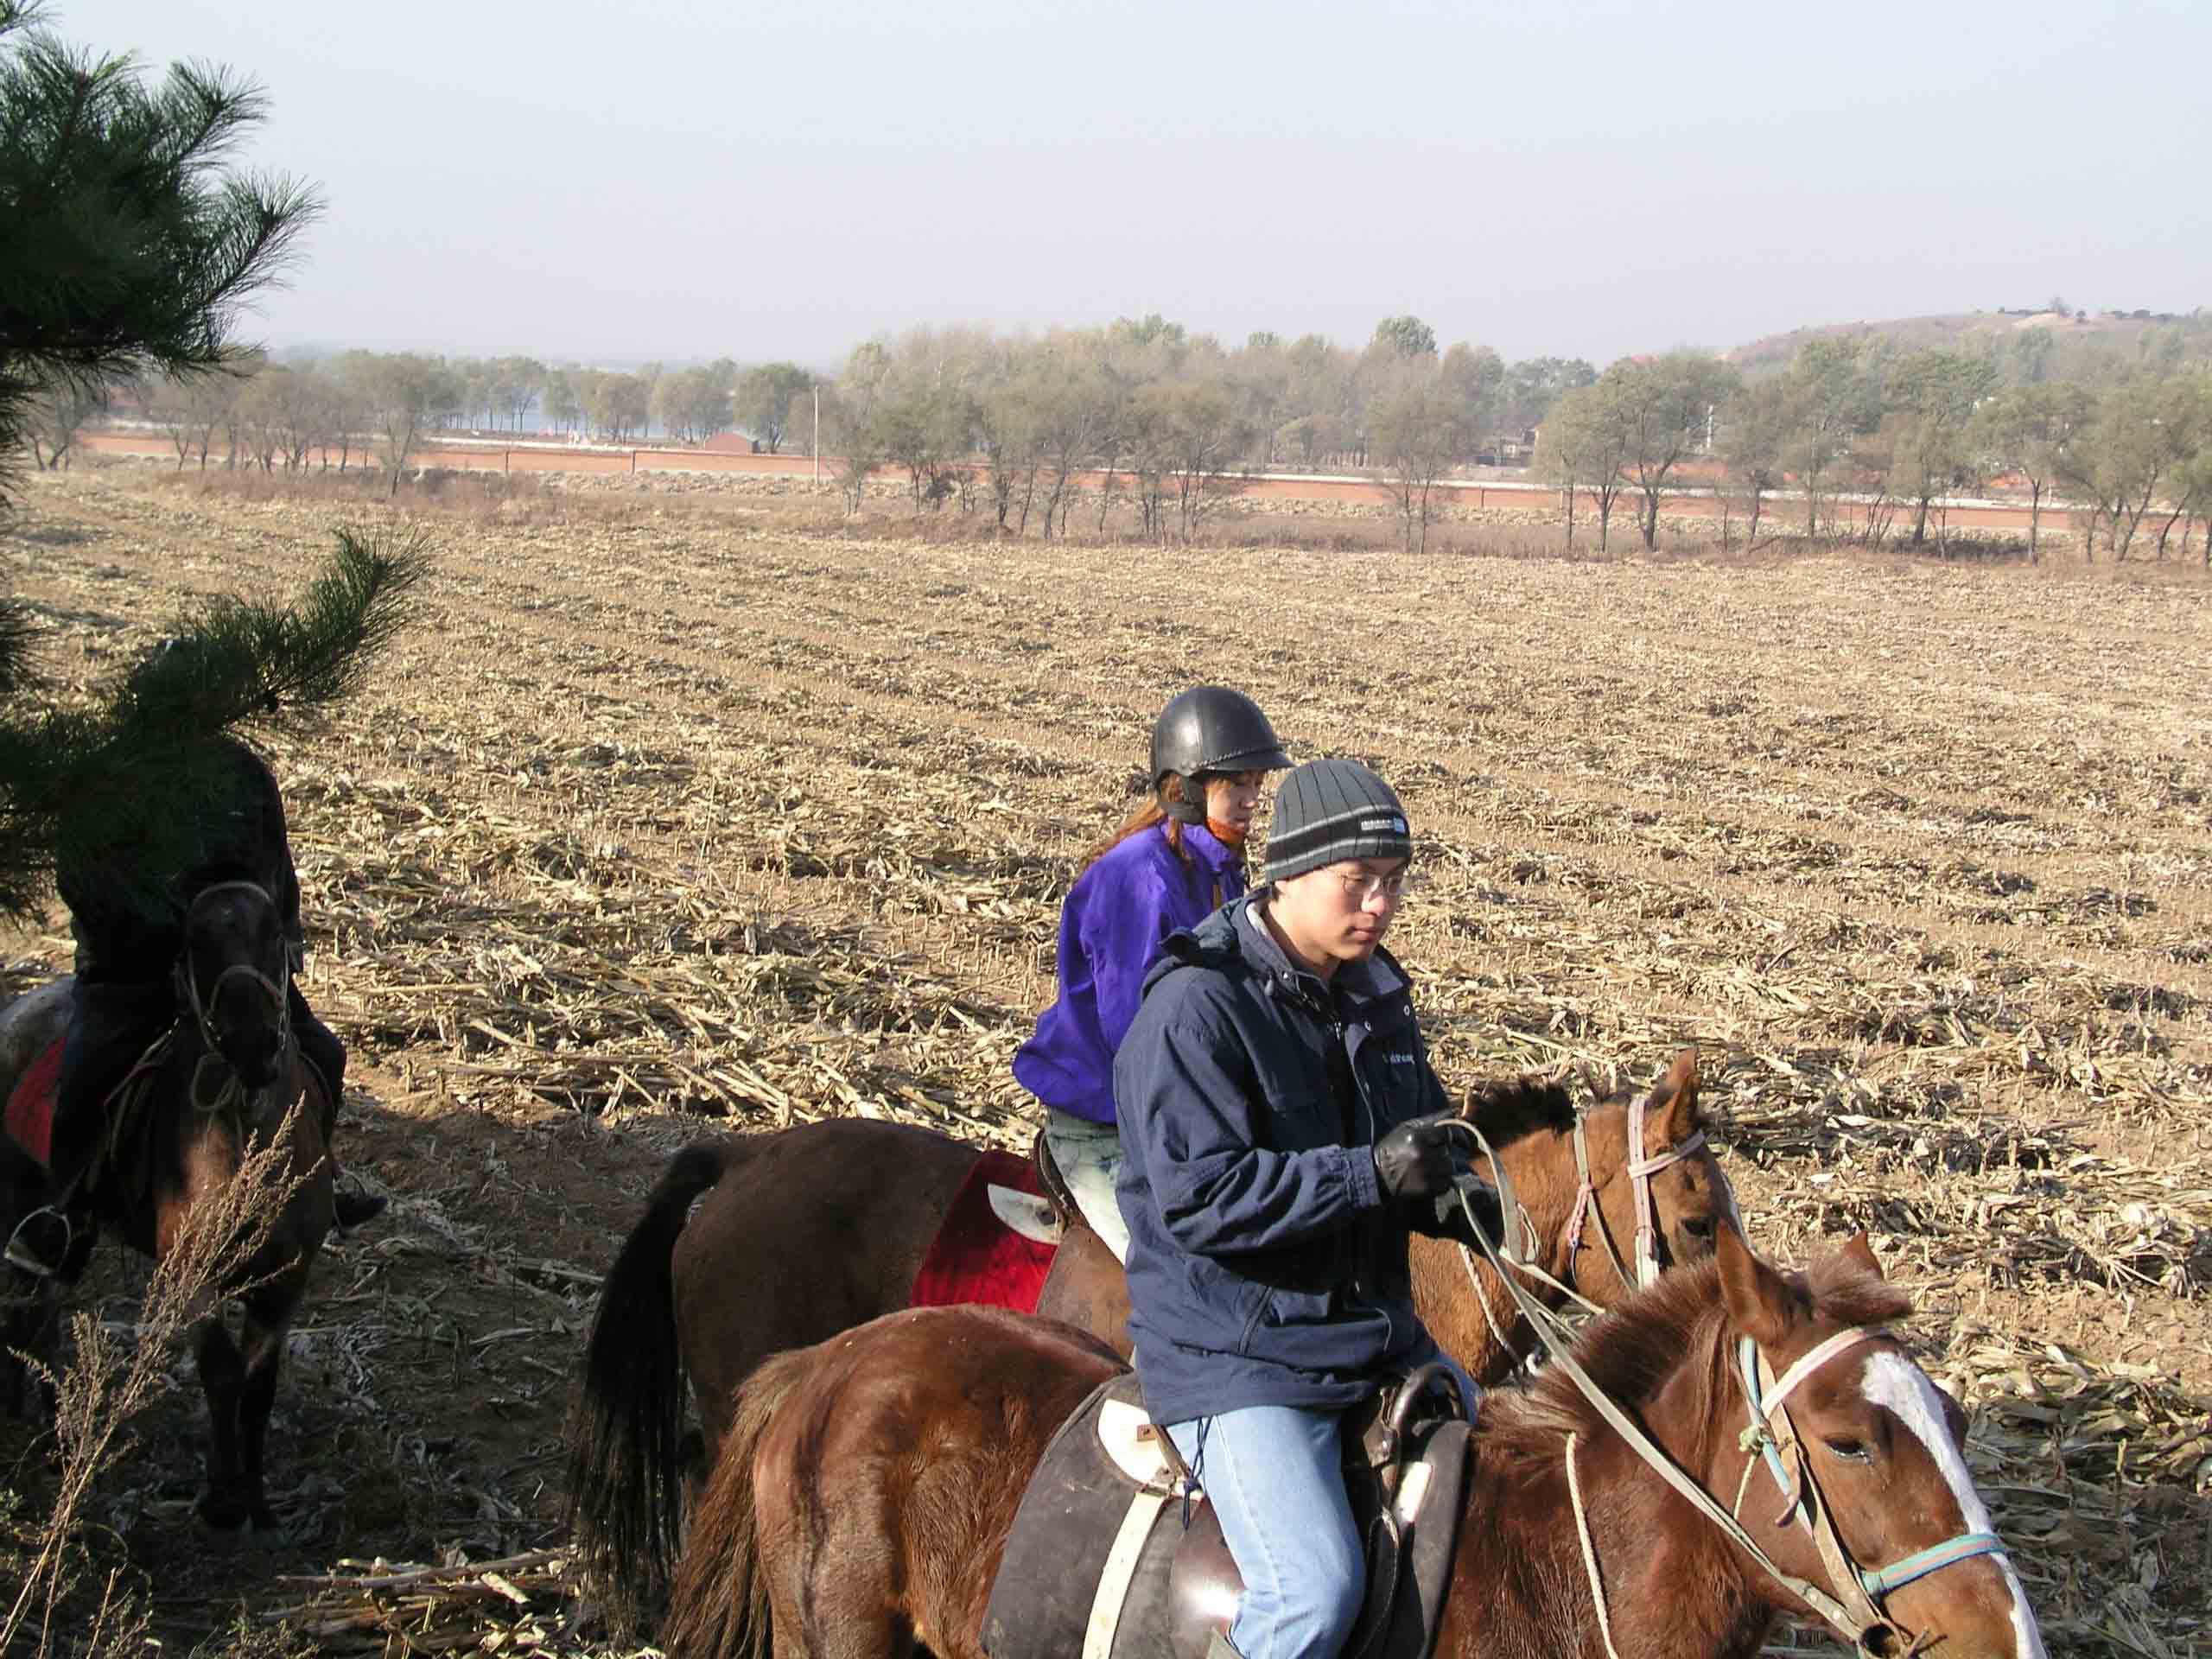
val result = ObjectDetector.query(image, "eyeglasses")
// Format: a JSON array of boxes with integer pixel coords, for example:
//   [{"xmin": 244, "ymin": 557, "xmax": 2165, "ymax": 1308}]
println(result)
[{"xmin": 1336, "ymin": 868, "xmax": 1409, "ymax": 904}]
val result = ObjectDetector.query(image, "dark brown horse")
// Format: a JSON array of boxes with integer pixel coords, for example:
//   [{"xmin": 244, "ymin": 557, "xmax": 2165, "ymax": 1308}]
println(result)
[
  {"xmin": 0, "ymin": 880, "xmax": 336, "ymax": 1530},
  {"xmin": 569, "ymin": 1051, "xmax": 1738, "ymax": 1603},
  {"xmin": 662, "ymin": 1224, "xmax": 2044, "ymax": 1659}
]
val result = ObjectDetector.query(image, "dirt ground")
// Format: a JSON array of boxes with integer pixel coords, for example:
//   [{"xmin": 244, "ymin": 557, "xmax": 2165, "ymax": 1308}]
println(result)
[{"xmin": 1, "ymin": 462, "xmax": 2207, "ymax": 1657}]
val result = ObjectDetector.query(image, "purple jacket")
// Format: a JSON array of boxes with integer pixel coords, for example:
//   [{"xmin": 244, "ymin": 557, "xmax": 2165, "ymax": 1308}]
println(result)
[{"xmin": 1013, "ymin": 821, "xmax": 1247, "ymax": 1123}]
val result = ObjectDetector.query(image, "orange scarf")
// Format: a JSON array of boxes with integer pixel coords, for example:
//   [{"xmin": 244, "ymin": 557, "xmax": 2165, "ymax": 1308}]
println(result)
[{"xmin": 1206, "ymin": 817, "xmax": 1249, "ymax": 849}]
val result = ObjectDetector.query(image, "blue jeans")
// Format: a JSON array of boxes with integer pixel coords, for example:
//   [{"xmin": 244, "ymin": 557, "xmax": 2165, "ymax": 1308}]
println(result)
[
  {"xmin": 1042, "ymin": 1109, "xmax": 1130, "ymax": 1263},
  {"xmin": 1166, "ymin": 1406, "xmax": 1362, "ymax": 1659}
]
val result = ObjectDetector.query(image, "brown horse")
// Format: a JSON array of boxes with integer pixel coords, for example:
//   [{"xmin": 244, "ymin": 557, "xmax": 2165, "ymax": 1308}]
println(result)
[
  {"xmin": 0, "ymin": 880, "xmax": 336, "ymax": 1530},
  {"xmin": 662, "ymin": 1224, "xmax": 2044, "ymax": 1659},
  {"xmin": 569, "ymin": 1051, "xmax": 1737, "ymax": 1604}
]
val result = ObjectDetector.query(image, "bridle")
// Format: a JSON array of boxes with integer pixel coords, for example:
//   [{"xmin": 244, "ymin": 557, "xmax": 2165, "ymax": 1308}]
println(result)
[
  {"xmin": 1563, "ymin": 1090, "xmax": 1713, "ymax": 1292},
  {"xmin": 174, "ymin": 880, "xmax": 292, "ymax": 1113},
  {"xmin": 1735, "ymin": 1328, "xmax": 2007, "ymax": 1626},
  {"xmin": 1451, "ymin": 1177, "xmax": 2012, "ymax": 1659},
  {"xmin": 1448, "ymin": 1092, "xmax": 1727, "ymax": 1363}
]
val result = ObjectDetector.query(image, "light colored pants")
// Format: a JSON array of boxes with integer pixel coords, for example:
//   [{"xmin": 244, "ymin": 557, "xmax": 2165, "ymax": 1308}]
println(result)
[
  {"xmin": 1167, "ymin": 1406, "xmax": 1362, "ymax": 1659},
  {"xmin": 1041, "ymin": 1109, "xmax": 1130, "ymax": 1263}
]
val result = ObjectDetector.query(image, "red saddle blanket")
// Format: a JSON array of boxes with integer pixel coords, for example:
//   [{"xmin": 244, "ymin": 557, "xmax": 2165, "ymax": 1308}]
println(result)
[
  {"xmin": 4, "ymin": 1037, "xmax": 65, "ymax": 1169},
  {"xmin": 909, "ymin": 1148, "xmax": 1059, "ymax": 1314}
]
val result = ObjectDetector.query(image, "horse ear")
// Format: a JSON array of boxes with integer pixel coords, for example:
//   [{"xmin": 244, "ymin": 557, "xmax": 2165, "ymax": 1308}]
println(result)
[
  {"xmin": 1837, "ymin": 1231, "xmax": 1884, "ymax": 1281},
  {"xmin": 1716, "ymin": 1218, "xmax": 1795, "ymax": 1347},
  {"xmin": 1645, "ymin": 1046, "xmax": 1702, "ymax": 1148},
  {"xmin": 1935, "ymin": 1381, "xmax": 1970, "ymax": 1447}
]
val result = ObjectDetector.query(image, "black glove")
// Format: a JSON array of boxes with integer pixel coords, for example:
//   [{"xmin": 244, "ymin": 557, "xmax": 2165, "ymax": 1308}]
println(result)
[
  {"xmin": 1372, "ymin": 1111, "xmax": 1471, "ymax": 1204},
  {"xmin": 1427, "ymin": 1173, "xmax": 1505, "ymax": 1250}
]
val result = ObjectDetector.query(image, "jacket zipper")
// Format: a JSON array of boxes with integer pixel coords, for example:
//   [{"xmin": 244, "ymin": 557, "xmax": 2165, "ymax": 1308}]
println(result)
[{"xmin": 1339, "ymin": 1010, "xmax": 1406, "ymax": 1354}]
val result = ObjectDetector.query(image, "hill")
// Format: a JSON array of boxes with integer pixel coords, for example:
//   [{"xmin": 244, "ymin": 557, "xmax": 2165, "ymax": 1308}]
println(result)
[{"xmin": 1726, "ymin": 305, "xmax": 2209, "ymax": 380}]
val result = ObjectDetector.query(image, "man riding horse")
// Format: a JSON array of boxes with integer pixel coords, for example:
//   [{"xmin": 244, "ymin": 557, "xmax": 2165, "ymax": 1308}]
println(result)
[{"xmin": 6, "ymin": 668, "xmax": 385, "ymax": 1275}]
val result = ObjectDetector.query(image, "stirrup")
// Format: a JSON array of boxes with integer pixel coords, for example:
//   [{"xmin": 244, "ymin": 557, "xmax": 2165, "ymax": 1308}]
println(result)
[{"xmin": 4, "ymin": 1208, "xmax": 74, "ymax": 1280}]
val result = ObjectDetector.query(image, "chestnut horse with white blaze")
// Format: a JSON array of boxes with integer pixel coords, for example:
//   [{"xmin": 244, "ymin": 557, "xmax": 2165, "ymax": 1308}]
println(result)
[{"xmin": 662, "ymin": 1224, "xmax": 2044, "ymax": 1659}]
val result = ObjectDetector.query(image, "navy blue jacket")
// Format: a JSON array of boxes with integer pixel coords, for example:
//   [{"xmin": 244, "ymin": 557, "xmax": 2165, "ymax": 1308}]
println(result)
[
  {"xmin": 1113, "ymin": 893, "xmax": 1453, "ymax": 1427},
  {"xmin": 1013, "ymin": 821, "xmax": 1247, "ymax": 1124}
]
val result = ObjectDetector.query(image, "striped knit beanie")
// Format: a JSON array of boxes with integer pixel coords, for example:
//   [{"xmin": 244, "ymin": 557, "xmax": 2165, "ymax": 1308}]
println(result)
[{"xmin": 1262, "ymin": 760, "xmax": 1414, "ymax": 884}]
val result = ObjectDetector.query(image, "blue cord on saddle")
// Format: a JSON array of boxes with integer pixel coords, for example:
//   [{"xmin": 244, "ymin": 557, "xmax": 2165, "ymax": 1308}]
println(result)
[{"xmin": 1179, "ymin": 1417, "xmax": 1211, "ymax": 1529}]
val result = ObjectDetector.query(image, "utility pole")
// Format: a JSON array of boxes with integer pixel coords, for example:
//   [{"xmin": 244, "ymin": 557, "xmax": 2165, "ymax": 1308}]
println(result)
[{"xmin": 813, "ymin": 384, "xmax": 821, "ymax": 492}]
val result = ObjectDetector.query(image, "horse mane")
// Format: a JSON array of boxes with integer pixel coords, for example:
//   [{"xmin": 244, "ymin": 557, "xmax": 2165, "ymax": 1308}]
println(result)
[
  {"xmin": 1459, "ymin": 1076, "xmax": 1575, "ymax": 1150},
  {"xmin": 1481, "ymin": 1249, "xmax": 1916, "ymax": 1459}
]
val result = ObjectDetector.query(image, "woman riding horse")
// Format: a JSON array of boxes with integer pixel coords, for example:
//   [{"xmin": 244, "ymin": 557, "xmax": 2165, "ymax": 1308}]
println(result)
[
  {"xmin": 7, "ymin": 719, "xmax": 384, "ymax": 1275},
  {"xmin": 1115, "ymin": 759, "xmax": 1499, "ymax": 1659},
  {"xmin": 1013, "ymin": 684, "xmax": 1290, "ymax": 1261}
]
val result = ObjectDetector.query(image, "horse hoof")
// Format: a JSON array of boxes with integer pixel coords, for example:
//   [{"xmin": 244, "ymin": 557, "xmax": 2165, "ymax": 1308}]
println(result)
[
  {"xmin": 332, "ymin": 1187, "xmax": 389, "ymax": 1231},
  {"xmin": 194, "ymin": 1492, "xmax": 276, "ymax": 1535}
]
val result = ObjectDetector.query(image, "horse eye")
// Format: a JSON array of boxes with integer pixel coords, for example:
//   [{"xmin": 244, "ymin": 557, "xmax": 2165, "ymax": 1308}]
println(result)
[
  {"xmin": 1682, "ymin": 1214, "xmax": 1716, "ymax": 1242},
  {"xmin": 1823, "ymin": 1437, "xmax": 1870, "ymax": 1463}
]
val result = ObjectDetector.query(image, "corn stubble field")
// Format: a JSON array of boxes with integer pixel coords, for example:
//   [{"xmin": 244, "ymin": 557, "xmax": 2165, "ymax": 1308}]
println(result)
[{"xmin": 2, "ymin": 461, "xmax": 2209, "ymax": 1658}]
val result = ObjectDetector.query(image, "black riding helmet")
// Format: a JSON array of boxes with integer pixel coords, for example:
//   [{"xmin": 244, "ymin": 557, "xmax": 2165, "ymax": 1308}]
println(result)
[{"xmin": 1150, "ymin": 686, "xmax": 1292, "ymax": 824}]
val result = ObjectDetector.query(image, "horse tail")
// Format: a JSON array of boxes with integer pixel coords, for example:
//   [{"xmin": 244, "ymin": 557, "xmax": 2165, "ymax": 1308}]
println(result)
[
  {"xmin": 566, "ymin": 1138, "xmax": 739, "ymax": 1612},
  {"xmin": 661, "ymin": 1344, "xmax": 813, "ymax": 1659}
]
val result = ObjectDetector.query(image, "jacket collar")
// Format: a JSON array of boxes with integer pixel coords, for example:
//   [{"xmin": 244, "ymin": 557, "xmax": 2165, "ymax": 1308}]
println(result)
[
  {"xmin": 1230, "ymin": 889, "xmax": 1408, "ymax": 1012},
  {"xmin": 1179, "ymin": 820, "xmax": 1245, "ymax": 882},
  {"xmin": 1141, "ymin": 890, "xmax": 1413, "ymax": 1015}
]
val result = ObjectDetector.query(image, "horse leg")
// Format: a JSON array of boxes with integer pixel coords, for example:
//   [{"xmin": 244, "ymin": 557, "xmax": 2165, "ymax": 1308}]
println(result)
[
  {"xmin": 760, "ymin": 1500, "xmax": 921, "ymax": 1659},
  {"xmin": 0, "ymin": 1266, "xmax": 58, "ymax": 1421},
  {"xmin": 194, "ymin": 1305, "xmax": 289, "ymax": 1532},
  {"xmin": 228, "ymin": 1307, "xmax": 290, "ymax": 1530},
  {"xmin": 193, "ymin": 1313, "xmax": 257, "ymax": 1529},
  {"xmin": 0, "ymin": 1158, "xmax": 63, "ymax": 1419},
  {"xmin": 766, "ymin": 1572, "xmax": 916, "ymax": 1659}
]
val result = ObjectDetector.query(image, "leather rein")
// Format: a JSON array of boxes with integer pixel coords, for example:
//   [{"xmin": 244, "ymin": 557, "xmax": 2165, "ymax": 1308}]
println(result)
[{"xmin": 1455, "ymin": 1091, "xmax": 1723, "ymax": 1364}]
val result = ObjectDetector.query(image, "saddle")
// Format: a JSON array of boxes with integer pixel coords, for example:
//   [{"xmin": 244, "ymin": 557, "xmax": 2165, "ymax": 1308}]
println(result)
[
  {"xmin": 1033, "ymin": 1123, "xmax": 1081, "ymax": 1229},
  {"xmin": 0, "ymin": 984, "xmax": 76, "ymax": 1170},
  {"xmin": 982, "ymin": 1368, "xmax": 1471, "ymax": 1659}
]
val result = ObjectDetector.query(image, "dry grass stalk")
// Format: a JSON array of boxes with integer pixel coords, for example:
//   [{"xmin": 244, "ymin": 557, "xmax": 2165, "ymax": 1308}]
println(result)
[{"xmin": 0, "ymin": 1107, "xmax": 309, "ymax": 1656}]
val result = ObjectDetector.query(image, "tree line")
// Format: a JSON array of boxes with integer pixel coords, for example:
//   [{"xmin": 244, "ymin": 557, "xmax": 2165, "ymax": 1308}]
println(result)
[
  {"xmin": 34, "ymin": 313, "xmax": 2212, "ymax": 563},
  {"xmin": 1540, "ymin": 336, "xmax": 2211, "ymax": 562},
  {"xmin": 800, "ymin": 316, "xmax": 1594, "ymax": 552},
  {"xmin": 23, "ymin": 352, "xmax": 823, "ymax": 493}
]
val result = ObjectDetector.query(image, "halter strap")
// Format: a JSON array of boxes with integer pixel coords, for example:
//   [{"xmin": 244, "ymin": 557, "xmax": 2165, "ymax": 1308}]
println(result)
[
  {"xmin": 1740, "ymin": 1331, "xmax": 2012, "ymax": 1618},
  {"xmin": 1568, "ymin": 1099, "xmax": 1707, "ymax": 1292},
  {"xmin": 175, "ymin": 880, "xmax": 292, "ymax": 1112},
  {"xmin": 1759, "ymin": 1325, "xmax": 1885, "ymax": 1423},
  {"xmin": 1625, "ymin": 1097, "xmax": 1707, "ymax": 1288}
]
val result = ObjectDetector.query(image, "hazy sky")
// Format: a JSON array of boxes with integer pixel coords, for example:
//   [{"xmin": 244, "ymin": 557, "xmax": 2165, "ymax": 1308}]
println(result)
[{"xmin": 82, "ymin": 0, "xmax": 2212, "ymax": 370}]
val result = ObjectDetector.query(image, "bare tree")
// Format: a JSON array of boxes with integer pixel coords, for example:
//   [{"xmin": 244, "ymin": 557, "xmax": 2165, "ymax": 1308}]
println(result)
[
  {"xmin": 1541, "ymin": 382, "xmax": 1632, "ymax": 550},
  {"xmin": 24, "ymin": 377, "xmax": 109, "ymax": 469},
  {"xmin": 1605, "ymin": 352, "xmax": 1739, "ymax": 550},
  {"xmin": 1967, "ymin": 382, "xmax": 2088, "ymax": 563},
  {"xmin": 1150, "ymin": 379, "xmax": 1252, "ymax": 543},
  {"xmin": 1721, "ymin": 377, "xmax": 1793, "ymax": 546},
  {"xmin": 1370, "ymin": 376, "xmax": 1466, "ymax": 554},
  {"xmin": 1888, "ymin": 349, "xmax": 1998, "ymax": 550}
]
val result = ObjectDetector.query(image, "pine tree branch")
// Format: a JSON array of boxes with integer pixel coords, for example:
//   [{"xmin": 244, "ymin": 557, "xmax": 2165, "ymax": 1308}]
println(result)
[{"xmin": 0, "ymin": 526, "xmax": 429, "ymax": 920}]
